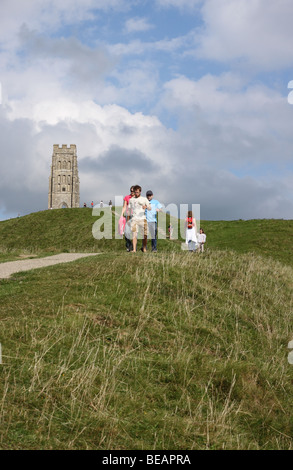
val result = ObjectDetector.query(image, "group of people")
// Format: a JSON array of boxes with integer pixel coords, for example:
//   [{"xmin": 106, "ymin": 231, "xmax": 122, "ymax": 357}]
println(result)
[
  {"xmin": 120, "ymin": 185, "xmax": 162, "ymax": 253},
  {"xmin": 120, "ymin": 185, "xmax": 206, "ymax": 253},
  {"xmin": 83, "ymin": 200, "xmax": 112, "ymax": 209}
]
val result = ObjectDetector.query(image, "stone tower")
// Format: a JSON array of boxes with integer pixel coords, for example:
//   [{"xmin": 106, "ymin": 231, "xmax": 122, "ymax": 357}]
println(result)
[{"xmin": 48, "ymin": 144, "xmax": 80, "ymax": 209}]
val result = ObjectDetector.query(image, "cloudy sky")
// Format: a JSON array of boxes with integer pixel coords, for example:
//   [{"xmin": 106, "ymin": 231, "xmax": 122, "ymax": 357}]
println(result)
[{"xmin": 1, "ymin": 0, "xmax": 293, "ymax": 220}]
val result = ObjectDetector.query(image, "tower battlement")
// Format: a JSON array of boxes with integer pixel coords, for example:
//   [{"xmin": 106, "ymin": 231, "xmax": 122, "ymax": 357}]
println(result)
[
  {"xmin": 53, "ymin": 144, "xmax": 77, "ymax": 156},
  {"xmin": 53, "ymin": 144, "xmax": 76, "ymax": 149}
]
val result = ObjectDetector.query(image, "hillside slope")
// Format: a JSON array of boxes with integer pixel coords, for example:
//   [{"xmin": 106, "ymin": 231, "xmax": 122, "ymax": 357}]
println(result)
[
  {"xmin": 0, "ymin": 210, "xmax": 292, "ymax": 449},
  {"xmin": 201, "ymin": 218, "xmax": 293, "ymax": 267},
  {"xmin": 0, "ymin": 250, "xmax": 292, "ymax": 449},
  {"xmin": 0, "ymin": 209, "xmax": 292, "ymax": 266},
  {"xmin": 0, "ymin": 208, "xmax": 178, "ymax": 260}
]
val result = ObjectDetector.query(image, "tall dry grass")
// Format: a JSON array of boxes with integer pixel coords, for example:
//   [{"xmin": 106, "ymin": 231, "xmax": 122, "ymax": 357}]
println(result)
[{"xmin": 0, "ymin": 250, "xmax": 292, "ymax": 449}]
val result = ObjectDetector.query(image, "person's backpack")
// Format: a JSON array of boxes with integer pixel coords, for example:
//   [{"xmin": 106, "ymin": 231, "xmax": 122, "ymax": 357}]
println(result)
[{"xmin": 186, "ymin": 217, "xmax": 193, "ymax": 229}]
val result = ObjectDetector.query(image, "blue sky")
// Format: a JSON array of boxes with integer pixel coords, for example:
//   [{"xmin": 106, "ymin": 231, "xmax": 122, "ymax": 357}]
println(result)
[{"xmin": 1, "ymin": 0, "xmax": 293, "ymax": 220}]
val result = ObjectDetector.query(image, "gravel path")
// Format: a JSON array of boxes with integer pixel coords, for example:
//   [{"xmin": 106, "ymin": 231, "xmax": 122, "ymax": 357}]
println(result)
[{"xmin": 0, "ymin": 253, "xmax": 100, "ymax": 279}]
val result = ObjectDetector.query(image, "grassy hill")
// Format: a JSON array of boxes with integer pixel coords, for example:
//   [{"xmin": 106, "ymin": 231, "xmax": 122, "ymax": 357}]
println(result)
[
  {"xmin": 0, "ymin": 208, "xmax": 127, "ymax": 259},
  {"xmin": 201, "ymin": 219, "xmax": 293, "ymax": 267},
  {"xmin": 1, "ymin": 208, "xmax": 293, "ymax": 265},
  {"xmin": 0, "ymin": 208, "xmax": 179, "ymax": 262},
  {"xmin": 0, "ymin": 209, "xmax": 292, "ymax": 449}
]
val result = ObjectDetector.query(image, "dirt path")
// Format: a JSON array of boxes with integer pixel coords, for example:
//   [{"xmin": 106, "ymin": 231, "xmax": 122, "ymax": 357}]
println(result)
[{"xmin": 0, "ymin": 253, "xmax": 100, "ymax": 279}]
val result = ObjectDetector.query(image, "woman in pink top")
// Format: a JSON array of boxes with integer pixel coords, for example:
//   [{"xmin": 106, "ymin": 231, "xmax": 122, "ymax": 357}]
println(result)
[{"xmin": 121, "ymin": 186, "xmax": 134, "ymax": 251}]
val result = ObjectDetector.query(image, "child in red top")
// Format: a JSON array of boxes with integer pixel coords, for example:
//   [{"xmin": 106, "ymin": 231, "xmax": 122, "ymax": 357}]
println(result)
[{"xmin": 185, "ymin": 210, "xmax": 197, "ymax": 252}]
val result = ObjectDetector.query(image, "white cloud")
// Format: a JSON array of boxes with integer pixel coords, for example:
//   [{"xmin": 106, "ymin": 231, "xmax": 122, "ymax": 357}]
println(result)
[
  {"xmin": 1, "ymin": 52, "xmax": 293, "ymax": 220},
  {"xmin": 124, "ymin": 17, "xmax": 154, "ymax": 34},
  {"xmin": 1, "ymin": 91, "xmax": 293, "ymax": 221},
  {"xmin": 1, "ymin": 0, "xmax": 293, "ymax": 220},
  {"xmin": 196, "ymin": 0, "xmax": 293, "ymax": 69},
  {"xmin": 155, "ymin": 0, "xmax": 202, "ymax": 10},
  {"xmin": 0, "ymin": 0, "xmax": 128, "ymax": 47},
  {"xmin": 17, "ymin": 25, "xmax": 115, "ymax": 85},
  {"xmin": 107, "ymin": 32, "xmax": 192, "ymax": 57},
  {"xmin": 160, "ymin": 73, "xmax": 290, "ymax": 141}
]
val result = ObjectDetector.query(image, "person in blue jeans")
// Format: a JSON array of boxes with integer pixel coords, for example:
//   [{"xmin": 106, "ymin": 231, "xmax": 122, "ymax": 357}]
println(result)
[{"xmin": 144, "ymin": 190, "xmax": 163, "ymax": 252}]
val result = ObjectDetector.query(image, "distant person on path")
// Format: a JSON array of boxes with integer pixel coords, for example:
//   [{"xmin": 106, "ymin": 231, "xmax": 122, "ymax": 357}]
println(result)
[
  {"xmin": 185, "ymin": 211, "xmax": 198, "ymax": 252},
  {"xmin": 91, "ymin": 201, "xmax": 94, "ymax": 209},
  {"xmin": 168, "ymin": 223, "xmax": 173, "ymax": 239},
  {"xmin": 121, "ymin": 186, "xmax": 135, "ymax": 252},
  {"xmin": 129, "ymin": 185, "xmax": 151, "ymax": 253},
  {"xmin": 83, "ymin": 202, "xmax": 87, "ymax": 208},
  {"xmin": 198, "ymin": 228, "xmax": 206, "ymax": 252},
  {"xmin": 109, "ymin": 200, "xmax": 112, "ymax": 210},
  {"xmin": 144, "ymin": 190, "xmax": 162, "ymax": 252},
  {"xmin": 100, "ymin": 200, "xmax": 104, "ymax": 208}
]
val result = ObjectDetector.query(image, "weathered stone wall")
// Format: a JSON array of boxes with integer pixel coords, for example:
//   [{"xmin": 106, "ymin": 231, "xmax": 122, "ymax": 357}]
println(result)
[{"xmin": 48, "ymin": 144, "xmax": 80, "ymax": 209}]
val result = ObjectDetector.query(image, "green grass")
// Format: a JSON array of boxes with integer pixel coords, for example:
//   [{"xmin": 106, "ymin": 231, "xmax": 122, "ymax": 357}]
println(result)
[
  {"xmin": 201, "ymin": 219, "xmax": 293, "ymax": 267},
  {"xmin": 1, "ymin": 209, "xmax": 293, "ymax": 266},
  {"xmin": 0, "ymin": 208, "xmax": 178, "ymax": 262},
  {"xmin": 0, "ymin": 208, "xmax": 121, "ymax": 257},
  {"xmin": 0, "ymin": 209, "xmax": 292, "ymax": 449},
  {"xmin": 0, "ymin": 251, "xmax": 292, "ymax": 449}
]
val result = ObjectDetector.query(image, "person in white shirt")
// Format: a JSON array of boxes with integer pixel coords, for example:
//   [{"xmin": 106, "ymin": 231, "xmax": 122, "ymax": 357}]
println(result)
[
  {"xmin": 197, "ymin": 228, "xmax": 206, "ymax": 252},
  {"xmin": 128, "ymin": 185, "xmax": 151, "ymax": 252}
]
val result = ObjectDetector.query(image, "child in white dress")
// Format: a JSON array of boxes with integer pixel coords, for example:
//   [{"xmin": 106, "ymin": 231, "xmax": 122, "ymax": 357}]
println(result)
[
  {"xmin": 197, "ymin": 228, "xmax": 206, "ymax": 252},
  {"xmin": 185, "ymin": 211, "xmax": 197, "ymax": 252}
]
